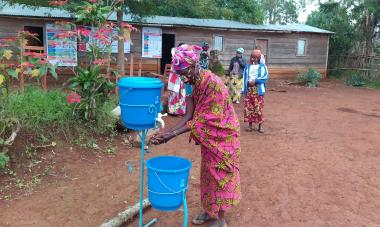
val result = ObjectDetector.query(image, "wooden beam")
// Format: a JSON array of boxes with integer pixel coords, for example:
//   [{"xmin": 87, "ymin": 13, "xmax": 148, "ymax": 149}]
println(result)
[
  {"xmin": 138, "ymin": 58, "xmax": 142, "ymax": 76},
  {"xmin": 129, "ymin": 53, "xmax": 134, "ymax": 76}
]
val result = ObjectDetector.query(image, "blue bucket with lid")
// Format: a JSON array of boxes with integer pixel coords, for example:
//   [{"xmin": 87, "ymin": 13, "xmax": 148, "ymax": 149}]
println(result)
[{"xmin": 117, "ymin": 77, "xmax": 163, "ymax": 130}]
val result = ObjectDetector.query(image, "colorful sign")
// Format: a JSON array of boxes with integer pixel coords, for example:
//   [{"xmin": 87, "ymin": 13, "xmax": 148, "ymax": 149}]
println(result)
[
  {"xmin": 111, "ymin": 29, "xmax": 131, "ymax": 54},
  {"xmin": 142, "ymin": 27, "xmax": 162, "ymax": 58},
  {"xmin": 78, "ymin": 26, "xmax": 131, "ymax": 54},
  {"xmin": 46, "ymin": 23, "xmax": 77, "ymax": 66}
]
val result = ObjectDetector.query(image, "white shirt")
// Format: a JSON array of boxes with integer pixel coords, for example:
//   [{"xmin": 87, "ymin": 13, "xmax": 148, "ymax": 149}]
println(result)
[{"xmin": 248, "ymin": 64, "xmax": 259, "ymax": 81}]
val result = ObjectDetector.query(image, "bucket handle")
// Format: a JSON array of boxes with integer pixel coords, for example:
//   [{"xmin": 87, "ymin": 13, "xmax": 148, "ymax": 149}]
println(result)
[
  {"xmin": 152, "ymin": 171, "xmax": 186, "ymax": 194},
  {"xmin": 118, "ymin": 87, "xmax": 134, "ymax": 98}
]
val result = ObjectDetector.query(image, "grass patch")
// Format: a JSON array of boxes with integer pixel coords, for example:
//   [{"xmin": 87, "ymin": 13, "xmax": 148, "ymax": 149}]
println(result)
[
  {"xmin": 6, "ymin": 87, "xmax": 74, "ymax": 139},
  {"xmin": 364, "ymin": 80, "xmax": 380, "ymax": 90},
  {"xmin": 328, "ymin": 69, "xmax": 380, "ymax": 90}
]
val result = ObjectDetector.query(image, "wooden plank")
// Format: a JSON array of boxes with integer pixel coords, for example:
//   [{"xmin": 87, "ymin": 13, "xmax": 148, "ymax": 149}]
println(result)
[
  {"xmin": 138, "ymin": 58, "xmax": 142, "ymax": 76},
  {"xmin": 129, "ymin": 52, "xmax": 134, "ymax": 76}
]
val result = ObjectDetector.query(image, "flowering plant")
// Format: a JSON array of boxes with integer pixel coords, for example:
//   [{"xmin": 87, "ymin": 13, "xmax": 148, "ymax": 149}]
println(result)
[
  {"xmin": 63, "ymin": 0, "xmax": 136, "ymax": 121},
  {"xmin": 0, "ymin": 31, "xmax": 57, "ymax": 95}
]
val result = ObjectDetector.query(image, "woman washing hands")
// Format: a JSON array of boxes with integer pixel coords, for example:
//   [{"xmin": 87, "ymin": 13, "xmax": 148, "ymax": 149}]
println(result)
[{"xmin": 150, "ymin": 44, "xmax": 241, "ymax": 227}]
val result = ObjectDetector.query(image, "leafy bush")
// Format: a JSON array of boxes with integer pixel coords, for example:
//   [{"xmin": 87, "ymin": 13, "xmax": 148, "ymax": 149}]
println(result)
[
  {"xmin": 211, "ymin": 61, "xmax": 225, "ymax": 76},
  {"xmin": 68, "ymin": 66, "xmax": 115, "ymax": 120},
  {"xmin": 375, "ymin": 43, "xmax": 380, "ymax": 55},
  {"xmin": 328, "ymin": 69, "xmax": 343, "ymax": 79},
  {"xmin": 345, "ymin": 73, "xmax": 365, "ymax": 87},
  {"xmin": 92, "ymin": 97, "xmax": 118, "ymax": 134},
  {"xmin": 6, "ymin": 87, "xmax": 74, "ymax": 138},
  {"xmin": 209, "ymin": 50, "xmax": 226, "ymax": 76},
  {"xmin": 0, "ymin": 152, "xmax": 10, "ymax": 171},
  {"xmin": 297, "ymin": 68, "xmax": 321, "ymax": 87}
]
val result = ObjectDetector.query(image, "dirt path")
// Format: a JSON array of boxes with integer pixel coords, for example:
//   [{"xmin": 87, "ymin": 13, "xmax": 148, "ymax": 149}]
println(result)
[{"xmin": 1, "ymin": 79, "xmax": 380, "ymax": 227}]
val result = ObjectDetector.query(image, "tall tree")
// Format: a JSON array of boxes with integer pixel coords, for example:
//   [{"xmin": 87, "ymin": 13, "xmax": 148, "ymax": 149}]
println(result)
[
  {"xmin": 306, "ymin": 2, "xmax": 356, "ymax": 56},
  {"xmin": 350, "ymin": 0, "xmax": 380, "ymax": 55},
  {"xmin": 307, "ymin": 0, "xmax": 380, "ymax": 55},
  {"xmin": 148, "ymin": 0, "xmax": 265, "ymax": 24},
  {"xmin": 261, "ymin": 0, "xmax": 300, "ymax": 24}
]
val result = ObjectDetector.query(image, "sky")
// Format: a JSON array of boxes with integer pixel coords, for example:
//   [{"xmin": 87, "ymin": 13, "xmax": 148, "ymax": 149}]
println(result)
[{"xmin": 298, "ymin": 1, "xmax": 319, "ymax": 23}]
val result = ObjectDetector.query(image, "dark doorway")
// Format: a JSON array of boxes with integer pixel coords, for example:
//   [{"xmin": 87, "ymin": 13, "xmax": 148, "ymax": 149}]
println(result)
[
  {"xmin": 24, "ymin": 26, "xmax": 44, "ymax": 47},
  {"xmin": 161, "ymin": 34, "xmax": 175, "ymax": 74}
]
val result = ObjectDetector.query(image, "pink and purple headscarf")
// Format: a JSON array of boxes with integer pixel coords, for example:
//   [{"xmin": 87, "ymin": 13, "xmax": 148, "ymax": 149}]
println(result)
[{"xmin": 172, "ymin": 44, "xmax": 202, "ymax": 71}]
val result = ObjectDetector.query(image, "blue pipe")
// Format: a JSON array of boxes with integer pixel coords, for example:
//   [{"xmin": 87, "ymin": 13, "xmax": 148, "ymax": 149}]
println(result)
[
  {"xmin": 183, "ymin": 190, "xmax": 188, "ymax": 227},
  {"xmin": 139, "ymin": 129, "xmax": 147, "ymax": 227}
]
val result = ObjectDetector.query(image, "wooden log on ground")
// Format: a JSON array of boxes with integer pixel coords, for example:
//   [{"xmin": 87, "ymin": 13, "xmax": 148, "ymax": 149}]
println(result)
[{"xmin": 99, "ymin": 198, "xmax": 151, "ymax": 227}]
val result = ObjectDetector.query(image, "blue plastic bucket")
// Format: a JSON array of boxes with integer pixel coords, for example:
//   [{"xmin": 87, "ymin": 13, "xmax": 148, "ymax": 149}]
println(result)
[
  {"xmin": 117, "ymin": 77, "xmax": 163, "ymax": 130},
  {"xmin": 146, "ymin": 156, "xmax": 192, "ymax": 211}
]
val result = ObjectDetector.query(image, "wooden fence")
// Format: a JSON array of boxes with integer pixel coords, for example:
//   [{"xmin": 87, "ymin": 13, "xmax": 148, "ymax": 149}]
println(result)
[{"xmin": 329, "ymin": 55, "xmax": 380, "ymax": 78}]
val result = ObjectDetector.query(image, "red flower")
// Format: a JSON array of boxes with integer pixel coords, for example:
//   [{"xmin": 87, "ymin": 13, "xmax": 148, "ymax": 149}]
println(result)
[
  {"xmin": 21, "ymin": 62, "xmax": 35, "ymax": 68},
  {"xmin": 48, "ymin": 0, "xmax": 68, "ymax": 6},
  {"xmin": 121, "ymin": 22, "xmax": 137, "ymax": 31},
  {"xmin": 67, "ymin": 92, "xmax": 81, "ymax": 104},
  {"xmin": 77, "ymin": 28, "xmax": 91, "ymax": 37},
  {"xmin": 89, "ymin": 0, "xmax": 97, "ymax": 3},
  {"xmin": 23, "ymin": 52, "xmax": 47, "ymax": 59},
  {"xmin": 93, "ymin": 59, "xmax": 109, "ymax": 65}
]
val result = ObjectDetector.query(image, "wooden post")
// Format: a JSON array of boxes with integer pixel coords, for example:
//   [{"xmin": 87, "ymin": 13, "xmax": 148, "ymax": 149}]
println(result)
[
  {"xmin": 129, "ymin": 52, "xmax": 134, "ymax": 76},
  {"xmin": 117, "ymin": 9, "xmax": 126, "ymax": 78},
  {"xmin": 157, "ymin": 59, "xmax": 161, "ymax": 74},
  {"xmin": 138, "ymin": 58, "xmax": 142, "ymax": 76},
  {"xmin": 19, "ymin": 38, "xmax": 24, "ymax": 92},
  {"xmin": 115, "ymin": 71, "xmax": 119, "ymax": 95}
]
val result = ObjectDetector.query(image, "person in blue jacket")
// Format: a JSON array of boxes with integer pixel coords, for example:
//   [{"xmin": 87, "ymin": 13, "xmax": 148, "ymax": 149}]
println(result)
[{"xmin": 242, "ymin": 49, "xmax": 269, "ymax": 133}]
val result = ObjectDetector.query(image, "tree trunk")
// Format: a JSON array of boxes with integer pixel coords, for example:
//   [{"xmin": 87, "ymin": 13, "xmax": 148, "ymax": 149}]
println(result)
[{"xmin": 117, "ymin": 9, "xmax": 125, "ymax": 77}]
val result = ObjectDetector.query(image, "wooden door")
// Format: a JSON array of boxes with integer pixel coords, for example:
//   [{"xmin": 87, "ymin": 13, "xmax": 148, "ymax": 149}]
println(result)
[{"xmin": 255, "ymin": 39, "xmax": 269, "ymax": 64}]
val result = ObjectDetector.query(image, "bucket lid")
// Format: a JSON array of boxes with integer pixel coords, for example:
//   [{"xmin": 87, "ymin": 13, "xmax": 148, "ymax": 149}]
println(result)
[{"xmin": 117, "ymin": 77, "xmax": 163, "ymax": 89}]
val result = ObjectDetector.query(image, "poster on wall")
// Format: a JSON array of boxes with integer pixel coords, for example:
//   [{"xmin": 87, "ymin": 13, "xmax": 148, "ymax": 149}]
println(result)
[
  {"xmin": 46, "ymin": 23, "xmax": 77, "ymax": 66},
  {"xmin": 142, "ymin": 27, "xmax": 162, "ymax": 58},
  {"xmin": 77, "ymin": 26, "xmax": 131, "ymax": 54},
  {"xmin": 111, "ymin": 29, "xmax": 131, "ymax": 54}
]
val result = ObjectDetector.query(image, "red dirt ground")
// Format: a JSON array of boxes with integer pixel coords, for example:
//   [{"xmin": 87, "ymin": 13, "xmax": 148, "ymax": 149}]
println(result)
[{"xmin": 1, "ymin": 79, "xmax": 380, "ymax": 227}]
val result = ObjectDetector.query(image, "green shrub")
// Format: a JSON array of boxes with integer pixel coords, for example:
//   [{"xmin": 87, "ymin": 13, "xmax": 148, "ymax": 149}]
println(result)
[
  {"xmin": 210, "ymin": 61, "xmax": 225, "ymax": 76},
  {"xmin": 365, "ymin": 80, "xmax": 380, "ymax": 90},
  {"xmin": 92, "ymin": 97, "xmax": 118, "ymax": 134},
  {"xmin": 297, "ymin": 68, "xmax": 321, "ymax": 87},
  {"xmin": 0, "ymin": 152, "xmax": 10, "ymax": 171},
  {"xmin": 345, "ymin": 73, "xmax": 365, "ymax": 87},
  {"xmin": 6, "ymin": 87, "xmax": 74, "ymax": 138},
  {"xmin": 375, "ymin": 43, "xmax": 380, "ymax": 55},
  {"xmin": 68, "ymin": 66, "xmax": 115, "ymax": 121},
  {"xmin": 328, "ymin": 69, "xmax": 343, "ymax": 79}
]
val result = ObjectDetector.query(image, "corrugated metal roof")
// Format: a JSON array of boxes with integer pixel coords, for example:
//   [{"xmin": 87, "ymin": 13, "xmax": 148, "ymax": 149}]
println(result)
[
  {"xmin": 126, "ymin": 15, "xmax": 334, "ymax": 34},
  {"xmin": 0, "ymin": 1, "xmax": 333, "ymax": 34},
  {"xmin": 0, "ymin": 1, "xmax": 74, "ymax": 18}
]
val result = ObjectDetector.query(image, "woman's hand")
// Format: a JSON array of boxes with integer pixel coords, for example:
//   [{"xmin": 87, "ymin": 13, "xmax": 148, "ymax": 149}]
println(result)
[
  {"xmin": 248, "ymin": 81, "xmax": 256, "ymax": 87},
  {"xmin": 149, "ymin": 131, "xmax": 176, "ymax": 145}
]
